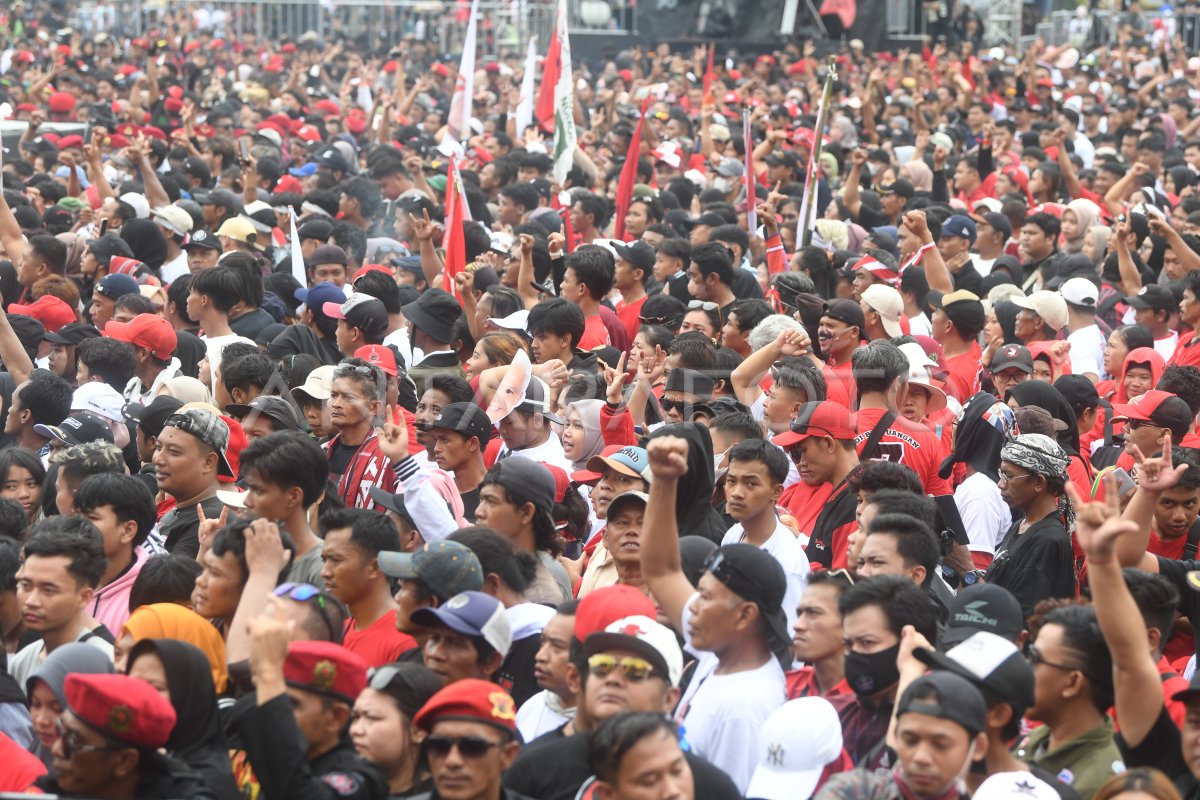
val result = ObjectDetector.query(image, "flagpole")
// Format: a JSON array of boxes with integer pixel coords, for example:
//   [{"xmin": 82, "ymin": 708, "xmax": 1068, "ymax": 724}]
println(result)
[
  {"xmin": 798, "ymin": 58, "xmax": 837, "ymax": 249},
  {"xmin": 742, "ymin": 109, "xmax": 757, "ymax": 235}
]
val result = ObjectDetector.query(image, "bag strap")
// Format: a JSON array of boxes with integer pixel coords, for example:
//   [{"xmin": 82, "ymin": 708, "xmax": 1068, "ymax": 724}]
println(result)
[
  {"xmin": 859, "ymin": 411, "xmax": 898, "ymax": 462},
  {"xmin": 1186, "ymin": 519, "xmax": 1200, "ymax": 560}
]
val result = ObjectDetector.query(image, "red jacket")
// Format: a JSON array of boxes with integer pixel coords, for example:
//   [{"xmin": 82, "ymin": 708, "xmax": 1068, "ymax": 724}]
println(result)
[{"xmin": 323, "ymin": 432, "xmax": 396, "ymax": 510}]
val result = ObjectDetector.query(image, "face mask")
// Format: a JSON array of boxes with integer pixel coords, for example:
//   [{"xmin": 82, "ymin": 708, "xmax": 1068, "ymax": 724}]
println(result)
[
  {"xmin": 714, "ymin": 447, "xmax": 731, "ymax": 480},
  {"xmin": 712, "ymin": 177, "xmax": 730, "ymax": 193},
  {"xmin": 34, "ymin": 355, "xmax": 49, "ymax": 370},
  {"xmin": 844, "ymin": 643, "xmax": 901, "ymax": 697}
]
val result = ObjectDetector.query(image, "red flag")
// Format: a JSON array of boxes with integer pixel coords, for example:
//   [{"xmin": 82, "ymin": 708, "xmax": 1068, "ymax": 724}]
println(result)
[
  {"xmin": 442, "ymin": 157, "xmax": 467, "ymax": 297},
  {"xmin": 702, "ymin": 44, "xmax": 715, "ymax": 105},
  {"xmin": 535, "ymin": 22, "xmax": 562, "ymax": 133},
  {"xmin": 613, "ymin": 98, "xmax": 651, "ymax": 242}
]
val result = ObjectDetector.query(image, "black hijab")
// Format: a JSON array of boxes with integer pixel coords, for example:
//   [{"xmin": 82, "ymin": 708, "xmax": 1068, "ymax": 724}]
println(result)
[
  {"xmin": 127, "ymin": 638, "xmax": 239, "ymax": 800},
  {"xmin": 119, "ymin": 218, "xmax": 169, "ymax": 272},
  {"xmin": 939, "ymin": 391, "xmax": 1014, "ymax": 481},
  {"xmin": 646, "ymin": 422, "xmax": 727, "ymax": 544},
  {"xmin": 1005, "ymin": 381, "xmax": 1080, "ymax": 455},
  {"xmin": 994, "ymin": 299, "xmax": 1021, "ymax": 346}
]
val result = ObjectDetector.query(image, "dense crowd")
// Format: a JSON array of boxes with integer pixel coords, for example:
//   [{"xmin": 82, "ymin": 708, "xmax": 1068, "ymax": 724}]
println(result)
[{"xmin": 4, "ymin": 2, "xmax": 1200, "ymax": 800}]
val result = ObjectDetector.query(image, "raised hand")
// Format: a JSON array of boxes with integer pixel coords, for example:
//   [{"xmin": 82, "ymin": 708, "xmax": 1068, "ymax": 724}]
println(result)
[
  {"xmin": 605, "ymin": 352, "xmax": 628, "ymax": 404},
  {"xmin": 1129, "ymin": 432, "xmax": 1189, "ymax": 494},
  {"xmin": 776, "ymin": 327, "xmax": 811, "ymax": 357},
  {"xmin": 1064, "ymin": 475, "xmax": 1141, "ymax": 565},
  {"xmin": 375, "ymin": 404, "xmax": 411, "ymax": 463},
  {"xmin": 197, "ymin": 503, "xmax": 228, "ymax": 556},
  {"xmin": 647, "ymin": 435, "xmax": 690, "ymax": 480}
]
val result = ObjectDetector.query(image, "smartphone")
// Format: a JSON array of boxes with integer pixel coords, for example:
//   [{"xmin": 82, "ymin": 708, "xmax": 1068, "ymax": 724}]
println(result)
[
  {"xmin": 239, "ymin": 139, "xmax": 251, "ymax": 165},
  {"xmin": 98, "ymin": 218, "xmax": 109, "ymax": 237}
]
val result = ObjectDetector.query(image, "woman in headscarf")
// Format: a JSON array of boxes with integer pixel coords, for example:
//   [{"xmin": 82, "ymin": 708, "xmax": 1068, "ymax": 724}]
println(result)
[
  {"xmin": 156, "ymin": 375, "xmax": 213, "ymax": 405},
  {"xmin": 985, "ymin": 433, "xmax": 1077, "ymax": 619},
  {"xmin": 939, "ymin": 393, "xmax": 1015, "ymax": 569},
  {"xmin": 118, "ymin": 218, "xmax": 168, "ymax": 273},
  {"xmin": 56, "ymin": 232, "xmax": 86, "ymax": 281},
  {"xmin": 900, "ymin": 158, "xmax": 933, "ymax": 194},
  {"xmin": 350, "ymin": 663, "xmax": 442, "ymax": 798},
  {"xmin": 1083, "ymin": 225, "xmax": 1111, "ymax": 269},
  {"xmin": 1006, "ymin": 380, "xmax": 1092, "ymax": 500},
  {"xmin": 26, "ymin": 642, "xmax": 115, "ymax": 768},
  {"xmin": 117, "ymin": 602, "xmax": 229, "ymax": 695},
  {"xmin": 1113, "ymin": 347, "xmax": 1165, "ymax": 405},
  {"xmin": 1060, "ymin": 199, "xmax": 1101, "ymax": 254},
  {"xmin": 1098, "ymin": 327, "xmax": 1155, "ymax": 397},
  {"xmin": 125, "ymin": 639, "xmax": 239, "ymax": 800},
  {"xmin": 561, "ymin": 399, "xmax": 607, "ymax": 472},
  {"xmin": 1167, "ymin": 166, "xmax": 1195, "ymax": 206},
  {"xmin": 1026, "ymin": 341, "xmax": 1072, "ymax": 383},
  {"xmin": 981, "ymin": 299, "xmax": 1022, "ymax": 375}
]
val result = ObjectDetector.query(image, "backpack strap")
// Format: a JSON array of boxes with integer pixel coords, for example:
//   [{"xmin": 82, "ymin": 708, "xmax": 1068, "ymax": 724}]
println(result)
[{"xmin": 859, "ymin": 412, "xmax": 898, "ymax": 462}]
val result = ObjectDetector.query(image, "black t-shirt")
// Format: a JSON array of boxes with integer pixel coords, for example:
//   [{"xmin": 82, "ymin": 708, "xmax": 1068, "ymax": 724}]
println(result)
[
  {"xmin": 952, "ymin": 259, "xmax": 984, "ymax": 296},
  {"xmin": 985, "ymin": 516, "xmax": 1076, "ymax": 619},
  {"xmin": 160, "ymin": 495, "xmax": 224, "ymax": 558},
  {"xmin": 503, "ymin": 727, "xmax": 741, "ymax": 800},
  {"xmin": 497, "ymin": 635, "xmax": 540, "ymax": 708},
  {"xmin": 461, "ymin": 486, "xmax": 482, "ymax": 522},
  {"xmin": 329, "ymin": 440, "xmax": 360, "ymax": 483},
  {"xmin": 1117, "ymin": 703, "xmax": 1198, "ymax": 799}
]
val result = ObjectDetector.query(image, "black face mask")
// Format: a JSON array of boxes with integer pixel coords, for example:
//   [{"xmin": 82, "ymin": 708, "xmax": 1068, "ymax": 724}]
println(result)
[{"xmin": 844, "ymin": 643, "xmax": 901, "ymax": 697}]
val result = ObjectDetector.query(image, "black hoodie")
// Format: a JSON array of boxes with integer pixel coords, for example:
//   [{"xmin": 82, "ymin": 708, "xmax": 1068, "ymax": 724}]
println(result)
[{"xmin": 646, "ymin": 422, "xmax": 727, "ymax": 544}]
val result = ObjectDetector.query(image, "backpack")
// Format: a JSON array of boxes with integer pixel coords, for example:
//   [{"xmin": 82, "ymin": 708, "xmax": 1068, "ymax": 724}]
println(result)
[
  {"xmin": 1096, "ymin": 282, "xmax": 1129, "ymax": 332},
  {"xmin": 1090, "ymin": 399, "xmax": 1124, "ymax": 471}
]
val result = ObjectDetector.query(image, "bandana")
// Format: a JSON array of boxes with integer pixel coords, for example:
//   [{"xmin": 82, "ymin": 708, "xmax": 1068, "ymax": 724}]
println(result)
[{"xmin": 1001, "ymin": 433, "xmax": 1075, "ymax": 533}]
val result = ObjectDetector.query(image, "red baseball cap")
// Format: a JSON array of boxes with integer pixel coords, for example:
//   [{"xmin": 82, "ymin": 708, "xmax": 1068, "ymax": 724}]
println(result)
[
  {"xmin": 314, "ymin": 99, "xmax": 340, "ymax": 116},
  {"xmin": 274, "ymin": 175, "xmax": 304, "ymax": 195},
  {"xmin": 355, "ymin": 344, "xmax": 398, "ymax": 377},
  {"xmin": 283, "ymin": 641, "xmax": 368, "ymax": 704},
  {"xmin": 9, "ymin": 295, "xmax": 75, "ymax": 333},
  {"xmin": 1110, "ymin": 390, "xmax": 1193, "ymax": 436},
  {"xmin": 574, "ymin": 585, "xmax": 656, "ymax": 642},
  {"xmin": 295, "ymin": 124, "xmax": 322, "ymax": 143},
  {"xmin": 64, "ymin": 674, "xmax": 176, "ymax": 749},
  {"xmin": 771, "ymin": 401, "xmax": 857, "ymax": 448},
  {"xmin": 104, "ymin": 313, "xmax": 178, "ymax": 360},
  {"xmin": 352, "ymin": 264, "xmax": 393, "ymax": 282},
  {"xmin": 542, "ymin": 463, "xmax": 570, "ymax": 504},
  {"xmin": 413, "ymin": 678, "xmax": 517, "ymax": 735},
  {"xmin": 57, "ymin": 134, "xmax": 84, "ymax": 149}
]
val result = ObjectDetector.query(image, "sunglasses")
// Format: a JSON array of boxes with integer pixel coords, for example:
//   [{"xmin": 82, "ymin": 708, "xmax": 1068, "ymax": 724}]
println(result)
[
  {"xmin": 273, "ymin": 582, "xmax": 341, "ymax": 643},
  {"xmin": 638, "ymin": 314, "xmax": 672, "ymax": 326},
  {"xmin": 587, "ymin": 654, "xmax": 662, "ymax": 682},
  {"xmin": 687, "ymin": 300, "xmax": 718, "ymax": 311},
  {"xmin": 423, "ymin": 735, "xmax": 503, "ymax": 759},
  {"xmin": 658, "ymin": 398, "xmax": 693, "ymax": 414},
  {"xmin": 56, "ymin": 718, "xmax": 126, "ymax": 759}
]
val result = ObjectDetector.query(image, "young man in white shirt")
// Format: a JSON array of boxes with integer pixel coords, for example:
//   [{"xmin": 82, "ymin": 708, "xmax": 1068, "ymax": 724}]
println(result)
[
  {"xmin": 641, "ymin": 434, "xmax": 788, "ymax": 792},
  {"xmin": 1061, "ymin": 277, "xmax": 1107, "ymax": 382},
  {"xmin": 719, "ymin": 439, "xmax": 809, "ymax": 631}
]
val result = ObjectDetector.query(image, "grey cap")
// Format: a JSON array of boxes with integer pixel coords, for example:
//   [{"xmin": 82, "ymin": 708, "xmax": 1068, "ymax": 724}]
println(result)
[
  {"xmin": 163, "ymin": 408, "xmax": 234, "ymax": 476},
  {"xmin": 225, "ymin": 394, "xmax": 300, "ymax": 431},
  {"xmin": 378, "ymin": 540, "xmax": 484, "ymax": 602}
]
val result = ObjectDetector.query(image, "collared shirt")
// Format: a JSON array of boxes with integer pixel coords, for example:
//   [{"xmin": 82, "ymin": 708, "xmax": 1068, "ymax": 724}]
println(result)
[{"xmin": 1015, "ymin": 719, "xmax": 1123, "ymax": 800}]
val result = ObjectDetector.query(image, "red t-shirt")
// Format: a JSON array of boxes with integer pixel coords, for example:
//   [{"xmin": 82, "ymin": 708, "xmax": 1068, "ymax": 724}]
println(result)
[
  {"xmin": 342, "ymin": 610, "xmax": 418, "ymax": 668},
  {"xmin": 786, "ymin": 666, "xmax": 852, "ymax": 700},
  {"xmin": 854, "ymin": 407, "xmax": 951, "ymax": 495},
  {"xmin": 615, "ymin": 295, "xmax": 648, "ymax": 343},
  {"xmin": 579, "ymin": 314, "xmax": 610, "ymax": 350},
  {"xmin": 1172, "ymin": 334, "xmax": 1200, "ymax": 368},
  {"xmin": 943, "ymin": 342, "xmax": 982, "ymax": 403},
  {"xmin": 0, "ymin": 732, "xmax": 45, "ymax": 792},
  {"xmin": 822, "ymin": 360, "xmax": 855, "ymax": 408},
  {"xmin": 780, "ymin": 480, "xmax": 834, "ymax": 542}
]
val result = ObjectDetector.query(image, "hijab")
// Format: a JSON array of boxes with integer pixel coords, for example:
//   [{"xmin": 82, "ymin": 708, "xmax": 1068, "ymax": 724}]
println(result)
[
  {"xmin": 1063, "ymin": 199, "xmax": 1101, "ymax": 254},
  {"xmin": 1005, "ymin": 380, "xmax": 1080, "ymax": 455},
  {"xmin": 994, "ymin": 299, "xmax": 1022, "ymax": 346},
  {"xmin": 56, "ymin": 232, "xmax": 86, "ymax": 280},
  {"xmin": 26, "ymin": 642, "xmax": 115, "ymax": 705},
  {"xmin": 159, "ymin": 376, "xmax": 213, "ymax": 405},
  {"xmin": 123, "ymin": 603, "xmax": 228, "ymax": 694},
  {"xmin": 126, "ymin": 638, "xmax": 239, "ymax": 799},
  {"xmin": 565, "ymin": 400, "xmax": 606, "ymax": 471},
  {"xmin": 939, "ymin": 392, "xmax": 1015, "ymax": 481},
  {"xmin": 1114, "ymin": 347, "xmax": 1166, "ymax": 404},
  {"xmin": 901, "ymin": 158, "xmax": 933, "ymax": 192},
  {"xmin": 1086, "ymin": 226, "xmax": 1111, "ymax": 268},
  {"xmin": 118, "ymin": 218, "xmax": 168, "ymax": 271},
  {"xmin": 1025, "ymin": 341, "xmax": 1072, "ymax": 382}
]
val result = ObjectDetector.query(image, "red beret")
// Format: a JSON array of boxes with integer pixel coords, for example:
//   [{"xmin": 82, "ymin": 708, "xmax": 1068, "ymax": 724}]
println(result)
[
  {"xmin": 56, "ymin": 135, "xmax": 84, "ymax": 149},
  {"xmin": 284, "ymin": 641, "xmax": 367, "ymax": 704},
  {"xmin": 14, "ymin": 51, "xmax": 35, "ymax": 64},
  {"xmin": 212, "ymin": 39, "xmax": 226, "ymax": 49},
  {"xmin": 432, "ymin": 63, "xmax": 450, "ymax": 77},
  {"xmin": 141, "ymin": 126, "xmax": 167, "ymax": 140},
  {"xmin": 574, "ymin": 584, "xmax": 656, "ymax": 641},
  {"xmin": 618, "ymin": 69, "xmax": 633, "ymax": 84},
  {"xmin": 15, "ymin": 103, "xmax": 36, "ymax": 112},
  {"xmin": 184, "ymin": 41, "xmax": 202, "ymax": 54},
  {"xmin": 353, "ymin": 264, "xmax": 394, "ymax": 281},
  {"xmin": 108, "ymin": 133, "xmax": 130, "ymax": 148},
  {"xmin": 9, "ymin": 295, "xmax": 76, "ymax": 333},
  {"xmin": 413, "ymin": 679, "xmax": 517, "ymax": 735},
  {"xmin": 48, "ymin": 92, "xmax": 76, "ymax": 113},
  {"xmin": 265, "ymin": 56, "xmax": 285, "ymax": 73},
  {"xmin": 164, "ymin": 98, "xmax": 184, "ymax": 114},
  {"xmin": 167, "ymin": 85, "xmax": 184, "ymax": 99},
  {"xmin": 64, "ymin": 674, "xmax": 176, "ymax": 749},
  {"xmin": 194, "ymin": 124, "xmax": 215, "ymax": 138},
  {"xmin": 281, "ymin": 43, "xmax": 298, "ymax": 54}
]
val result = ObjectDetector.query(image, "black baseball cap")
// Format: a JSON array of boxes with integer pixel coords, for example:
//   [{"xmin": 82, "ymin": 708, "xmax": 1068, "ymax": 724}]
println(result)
[
  {"xmin": 488, "ymin": 458, "xmax": 556, "ymax": 516},
  {"xmin": 896, "ymin": 671, "xmax": 987, "ymax": 736},
  {"xmin": 34, "ymin": 411, "xmax": 115, "ymax": 447},
  {"xmin": 878, "ymin": 179, "xmax": 915, "ymax": 199},
  {"xmin": 422, "ymin": 401, "xmax": 493, "ymax": 445},
  {"xmin": 44, "ymin": 322, "xmax": 102, "ymax": 346},
  {"xmin": 377, "ymin": 541, "xmax": 484, "ymax": 602},
  {"xmin": 915, "ymin": 632, "xmax": 1034, "ymax": 717},
  {"xmin": 1126, "ymin": 284, "xmax": 1176, "ymax": 312},
  {"xmin": 704, "ymin": 544, "xmax": 790, "ymax": 655},
  {"xmin": 122, "ymin": 395, "xmax": 184, "ymax": 438},
  {"xmin": 225, "ymin": 394, "xmax": 301, "ymax": 431},
  {"xmin": 821, "ymin": 298, "xmax": 866, "ymax": 331},
  {"xmin": 990, "ymin": 344, "xmax": 1033, "ymax": 375},
  {"xmin": 183, "ymin": 229, "xmax": 222, "ymax": 252},
  {"xmin": 315, "ymin": 147, "xmax": 351, "ymax": 173},
  {"xmin": 975, "ymin": 211, "xmax": 1013, "ymax": 239},
  {"xmin": 298, "ymin": 218, "xmax": 335, "ymax": 241},
  {"xmin": 940, "ymin": 584, "xmax": 1024, "ymax": 648},
  {"xmin": 1054, "ymin": 374, "xmax": 1100, "ymax": 415},
  {"xmin": 612, "ymin": 240, "xmax": 655, "ymax": 271}
]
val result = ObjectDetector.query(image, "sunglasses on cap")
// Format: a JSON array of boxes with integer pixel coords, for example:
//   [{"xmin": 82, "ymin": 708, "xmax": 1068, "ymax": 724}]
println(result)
[
  {"xmin": 424, "ymin": 735, "xmax": 505, "ymax": 759},
  {"xmin": 273, "ymin": 582, "xmax": 342, "ymax": 643},
  {"xmin": 703, "ymin": 549, "xmax": 755, "ymax": 586},
  {"xmin": 587, "ymin": 654, "xmax": 663, "ymax": 682},
  {"xmin": 687, "ymin": 300, "xmax": 718, "ymax": 311}
]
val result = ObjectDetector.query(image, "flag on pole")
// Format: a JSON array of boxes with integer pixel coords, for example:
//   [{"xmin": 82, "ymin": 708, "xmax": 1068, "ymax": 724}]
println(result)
[
  {"xmin": 535, "ymin": 15, "xmax": 562, "ymax": 132},
  {"xmin": 448, "ymin": 0, "xmax": 481, "ymax": 141},
  {"xmin": 443, "ymin": 156, "xmax": 467, "ymax": 297},
  {"xmin": 613, "ymin": 97, "xmax": 650, "ymax": 242},
  {"xmin": 288, "ymin": 209, "xmax": 305, "ymax": 289},
  {"xmin": 742, "ymin": 109, "xmax": 757, "ymax": 234},
  {"xmin": 702, "ymin": 44, "xmax": 715, "ymax": 105},
  {"xmin": 797, "ymin": 62, "xmax": 837, "ymax": 249},
  {"xmin": 550, "ymin": 0, "xmax": 577, "ymax": 184},
  {"xmin": 515, "ymin": 37, "xmax": 537, "ymax": 139}
]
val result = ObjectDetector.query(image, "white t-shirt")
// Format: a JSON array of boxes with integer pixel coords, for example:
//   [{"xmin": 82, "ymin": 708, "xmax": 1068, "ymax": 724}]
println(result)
[
  {"xmin": 720, "ymin": 518, "xmax": 809, "ymax": 632},
  {"xmin": 1155, "ymin": 331, "xmax": 1181, "ymax": 363},
  {"xmin": 1066, "ymin": 324, "xmax": 1107, "ymax": 379},
  {"xmin": 515, "ymin": 690, "xmax": 574, "ymax": 742},
  {"xmin": 675, "ymin": 599, "xmax": 786, "ymax": 793},
  {"xmin": 954, "ymin": 471, "xmax": 1012, "ymax": 556},
  {"xmin": 973, "ymin": 256, "xmax": 996, "ymax": 277},
  {"xmin": 201, "ymin": 333, "xmax": 257, "ymax": 387},
  {"xmin": 495, "ymin": 436, "xmax": 573, "ymax": 473},
  {"xmin": 160, "ymin": 251, "xmax": 190, "ymax": 284},
  {"xmin": 8, "ymin": 629, "xmax": 114, "ymax": 688},
  {"xmin": 908, "ymin": 312, "xmax": 933, "ymax": 337}
]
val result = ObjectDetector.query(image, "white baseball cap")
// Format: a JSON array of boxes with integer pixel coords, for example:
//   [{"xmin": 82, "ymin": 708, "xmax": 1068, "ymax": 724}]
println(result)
[
  {"xmin": 898, "ymin": 342, "xmax": 947, "ymax": 415},
  {"xmin": 1060, "ymin": 277, "xmax": 1099, "ymax": 308},
  {"xmin": 71, "ymin": 382, "xmax": 125, "ymax": 423},
  {"xmin": 152, "ymin": 205, "xmax": 195, "ymax": 237},
  {"xmin": 1010, "ymin": 290, "xmax": 1069, "ymax": 331},
  {"xmin": 862, "ymin": 284, "xmax": 904, "ymax": 338},
  {"xmin": 745, "ymin": 697, "xmax": 844, "ymax": 800},
  {"xmin": 583, "ymin": 615, "xmax": 684, "ymax": 687},
  {"xmin": 973, "ymin": 772, "xmax": 1059, "ymax": 800}
]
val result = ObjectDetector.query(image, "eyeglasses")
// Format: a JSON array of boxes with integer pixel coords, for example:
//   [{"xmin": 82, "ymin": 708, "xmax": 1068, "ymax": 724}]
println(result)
[
  {"xmin": 638, "ymin": 314, "xmax": 671, "ymax": 326},
  {"xmin": 423, "ymin": 735, "xmax": 503, "ymax": 759},
  {"xmin": 659, "ymin": 398, "xmax": 693, "ymax": 414},
  {"xmin": 587, "ymin": 654, "xmax": 662, "ymax": 682},
  {"xmin": 996, "ymin": 471, "xmax": 1037, "ymax": 486},
  {"xmin": 1125, "ymin": 419, "xmax": 1162, "ymax": 431},
  {"xmin": 1027, "ymin": 645, "xmax": 1092, "ymax": 679},
  {"xmin": 56, "ymin": 718, "xmax": 127, "ymax": 759},
  {"xmin": 273, "ymin": 582, "xmax": 341, "ymax": 643},
  {"xmin": 687, "ymin": 300, "xmax": 718, "ymax": 311}
]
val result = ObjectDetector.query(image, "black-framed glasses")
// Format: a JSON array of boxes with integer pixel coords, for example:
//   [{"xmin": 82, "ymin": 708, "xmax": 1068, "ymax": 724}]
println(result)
[
  {"xmin": 1125, "ymin": 419, "xmax": 1161, "ymax": 431},
  {"xmin": 638, "ymin": 314, "xmax": 671, "ymax": 326},
  {"xmin": 587, "ymin": 654, "xmax": 662, "ymax": 682},
  {"xmin": 1027, "ymin": 645, "xmax": 1093, "ymax": 681},
  {"xmin": 273, "ymin": 582, "xmax": 341, "ymax": 643},
  {"xmin": 659, "ymin": 398, "xmax": 692, "ymax": 414},
  {"xmin": 56, "ymin": 718, "xmax": 127, "ymax": 759},
  {"xmin": 423, "ymin": 735, "xmax": 503, "ymax": 759}
]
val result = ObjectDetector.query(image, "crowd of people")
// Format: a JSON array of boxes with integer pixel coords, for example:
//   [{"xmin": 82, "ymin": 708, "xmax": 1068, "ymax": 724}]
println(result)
[{"xmin": 3, "ymin": 1, "xmax": 1200, "ymax": 799}]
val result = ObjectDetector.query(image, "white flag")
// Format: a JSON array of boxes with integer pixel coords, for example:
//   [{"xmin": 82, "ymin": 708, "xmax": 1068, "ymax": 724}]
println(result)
[
  {"xmin": 289, "ymin": 208, "xmax": 306, "ymax": 289},
  {"xmin": 449, "ymin": 0, "xmax": 481, "ymax": 141},
  {"xmin": 551, "ymin": 0, "xmax": 577, "ymax": 184},
  {"xmin": 515, "ymin": 37, "xmax": 537, "ymax": 141}
]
